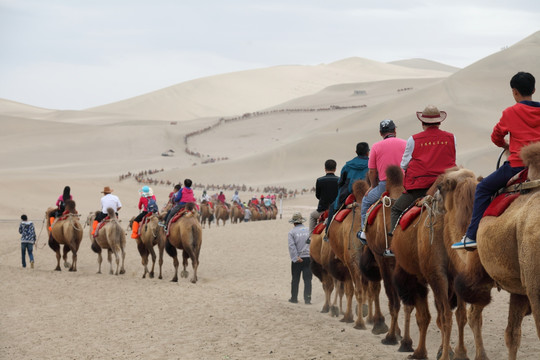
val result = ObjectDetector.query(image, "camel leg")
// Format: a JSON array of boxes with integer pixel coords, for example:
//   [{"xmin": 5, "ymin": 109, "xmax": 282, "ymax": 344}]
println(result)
[
  {"xmin": 181, "ymin": 250, "xmax": 190, "ymax": 279},
  {"xmin": 505, "ymin": 294, "xmax": 530, "ymax": 360},
  {"xmin": 381, "ymin": 262, "xmax": 402, "ymax": 346},
  {"xmin": 55, "ymin": 249, "xmax": 62, "ymax": 271},
  {"xmin": 62, "ymin": 245, "xmax": 71, "ymax": 268},
  {"xmin": 96, "ymin": 250, "xmax": 103, "ymax": 274},
  {"xmin": 171, "ymin": 254, "xmax": 179, "ymax": 282},
  {"xmin": 321, "ymin": 274, "xmax": 333, "ymax": 313},
  {"xmin": 407, "ymin": 291, "xmax": 430, "ymax": 360},
  {"xmin": 369, "ymin": 280, "xmax": 389, "ymax": 335},
  {"xmin": 330, "ymin": 279, "xmax": 341, "ymax": 317},
  {"xmin": 454, "ymin": 298, "xmax": 469, "ymax": 360},
  {"xmin": 340, "ymin": 279, "xmax": 355, "ymax": 323},
  {"xmin": 429, "ymin": 276, "xmax": 453, "ymax": 360},
  {"xmin": 468, "ymin": 304, "xmax": 489, "ymax": 360},
  {"xmin": 119, "ymin": 246, "xmax": 126, "ymax": 275},
  {"xmin": 148, "ymin": 244, "xmax": 157, "ymax": 278},
  {"xmin": 69, "ymin": 244, "xmax": 78, "ymax": 272},
  {"xmin": 158, "ymin": 242, "xmax": 164, "ymax": 280},
  {"xmin": 347, "ymin": 265, "xmax": 367, "ymax": 330},
  {"xmin": 399, "ymin": 304, "xmax": 414, "ymax": 353},
  {"xmin": 107, "ymin": 249, "xmax": 114, "ymax": 275}
]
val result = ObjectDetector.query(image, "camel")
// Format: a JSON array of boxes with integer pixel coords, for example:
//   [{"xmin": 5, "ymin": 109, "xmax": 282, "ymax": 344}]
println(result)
[
  {"xmin": 362, "ymin": 165, "xmax": 414, "ymax": 351},
  {"xmin": 87, "ymin": 208, "xmax": 126, "ymax": 275},
  {"xmin": 165, "ymin": 203, "xmax": 202, "ymax": 283},
  {"xmin": 199, "ymin": 201, "xmax": 214, "ymax": 228},
  {"xmin": 390, "ymin": 168, "xmax": 472, "ymax": 360},
  {"xmin": 328, "ymin": 180, "xmax": 387, "ymax": 333},
  {"xmin": 47, "ymin": 200, "xmax": 83, "ymax": 272},
  {"xmin": 214, "ymin": 203, "xmax": 229, "ymax": 226},
  {"xmin": 310, "ymin": 227, "xmax": 346, "ymax": 317},
  {"xmin": 230, "ymin": 203, "xmax": 244, "ymax": 224},
  {"xmin": 129, "ymin": 214, "xmax": 165, "ymax": 279},
  {"xmin": 451, "ymin": 142, "xmax": 540, "ymax": 360}
]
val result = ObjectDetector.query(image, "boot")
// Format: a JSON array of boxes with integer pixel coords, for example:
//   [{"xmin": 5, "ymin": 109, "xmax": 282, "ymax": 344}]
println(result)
[
  {"xmin": 131, "ymin": 221, "xmax": 139, "ymax": 239},
  {"xmin": 91, "ymin": 220, "xmax": 99, "ymax": 236}
]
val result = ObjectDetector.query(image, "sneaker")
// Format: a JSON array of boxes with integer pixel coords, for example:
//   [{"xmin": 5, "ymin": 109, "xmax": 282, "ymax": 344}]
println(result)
[
  {"xmin": 382, "ymin": 249, "xmax": 395, "ymax": 257},
  {"xmin": 288, "ymin": 298, "xmax": 298, "ymax": 304},
  {"xmin": 451, "ymin": 235, "xmax": 477, "ymax": 250},
  {"xmin": 357, "ymin": 231, "xmax": 367, "ymax": 245},
  {"xmin": 323, "ymin": 234, "xmax": 329, "ymax": 242},
  {"xmin": 30, "ymin": 261, "xmax": 34, "ymax": 269}
]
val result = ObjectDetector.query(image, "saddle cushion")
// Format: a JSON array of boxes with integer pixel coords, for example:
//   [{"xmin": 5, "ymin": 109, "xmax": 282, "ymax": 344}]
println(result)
[
  {"xmin": 399, "ymin": 205, "xmax": 422, "ymax": 231},
  {"xmin": 483, "ymin": 193, "xmax": 520, "ymax": 217},
  {"xmin": 313, "ymin": 222, "xmax": 326, "ymax": 235},
  {"xmin": 506, "ymin": 169, "xmax": 528, "ymax": 187},
  {"xmin": 367, "ymin": 204, "xmax": 382, "ymax": 225},
  {"xmin": 95, "ymin": 216, "xmax": 110, "ymax": 237},
  {"xmin": 334, "ymin": 209, "xmax": 351, "ymax": 223},
  {"xmin": 344, "ymin": 194, "xmax": 356, "ymax": 206},
  {"xmin": 169, "ymin": 208, "xmax": 187, "ymax": 225},
  {"xmin": 317, "ymin": 210, "xmax": 329, "ymax": 223}
]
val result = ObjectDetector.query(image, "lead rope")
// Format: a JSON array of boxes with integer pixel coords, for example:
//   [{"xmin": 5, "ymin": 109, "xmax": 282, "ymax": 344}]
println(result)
[{"xmin": 382, "ymin": 196, "xmax": 393, "ymax": 250}]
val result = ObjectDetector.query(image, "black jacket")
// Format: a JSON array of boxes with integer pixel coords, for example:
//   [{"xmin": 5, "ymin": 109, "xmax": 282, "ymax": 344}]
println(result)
[{"xmin": 315, "ymin": 173, "xmax": 339, "ymax": 212}]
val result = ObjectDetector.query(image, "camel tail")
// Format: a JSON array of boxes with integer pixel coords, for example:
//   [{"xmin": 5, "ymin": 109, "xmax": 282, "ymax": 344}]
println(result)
[
  {"xmin": 310, "ymin": 258, "xmax": 325, "ymax": 281},
  {"xmin": 386, "ymin": 165, "xmax": 403, "ymax": 188},
  {"xmin": 48, "ymin": 234, "xmax": 60, "ymax": 252},
  {"xmin": 165, "ymin": 238, "xmax": 177, "ymax": 258}
]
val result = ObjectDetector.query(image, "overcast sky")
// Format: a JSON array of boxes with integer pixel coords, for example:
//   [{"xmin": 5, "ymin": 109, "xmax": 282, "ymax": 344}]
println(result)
[{"xmin": 1, "ymin": 0, "xmax": 539, "ymax": 110}]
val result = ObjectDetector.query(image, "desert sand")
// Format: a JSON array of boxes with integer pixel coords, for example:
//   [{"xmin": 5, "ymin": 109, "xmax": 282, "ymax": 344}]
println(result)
[{"xmin": 1, "ymin": 31, "xmax": 540, "ymax": 359}]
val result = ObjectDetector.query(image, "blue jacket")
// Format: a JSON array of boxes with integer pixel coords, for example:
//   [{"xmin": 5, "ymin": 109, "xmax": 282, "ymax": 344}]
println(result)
[
  {"xmin": 334, "ymin": 156, "xmax": 369, "ymax": 208},
  {"xmin": 19, "ymin": 221, "xmax": 36, "ymax": 244}
]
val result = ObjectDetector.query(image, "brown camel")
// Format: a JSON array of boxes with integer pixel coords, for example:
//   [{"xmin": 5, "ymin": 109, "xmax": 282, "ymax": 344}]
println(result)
[
  {"xmin": 199, "ymin": 201, "xmax": 214, "ymax": 228},
  {"xmin": 214, "ymin": 203, "xmax": 229, "ymax": 226},
  {"xmin": 328, "ymin": 180, "xmax": 387, "ymax": 333},
  {"xmin": 249, "ymin": 205, "xmax": 261, "ymax": 221},
  {"xmin": 363, "ymin": 165, "xmax": 414, "ymax": 351},
  {"xmin": 310, "ymin": 227, "xmax": 346, "ymax": 317},
  {"xmin": 129, "ymin": 214, "xmax": 165, "ymax": 279},
  {"xmin": 391, "ymin": 171, "xmax": 470, "ymax": 360},
  {"xmin": 230, "ymin": 203, "xmax": 244, "ymax": 224},
  {"xmin": 88, "ymin": 208, "xmax": 126, "ymax": 275},
  {"xmin": 453, "ymin": 142, "xmax": 540, "ymax": 360},
  {"xmin": 48, "ymin": 200, "xmax": 83, "ymax": 272},
  {"xmin": 165, "ymin": 203, "xmax": 202, "ymax": 283}
]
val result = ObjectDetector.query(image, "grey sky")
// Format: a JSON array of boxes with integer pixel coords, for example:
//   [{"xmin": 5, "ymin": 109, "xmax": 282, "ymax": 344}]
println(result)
[{"xmin": 1, "ymin": 0, "xmax": 539, "ymax": 110}]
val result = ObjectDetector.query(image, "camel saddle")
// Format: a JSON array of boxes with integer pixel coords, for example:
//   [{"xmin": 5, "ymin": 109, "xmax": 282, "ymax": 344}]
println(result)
[
  {"xmin": 333, "ymin": 194, "xmax": 357, "ymax": 223},
  {"xmin": 365, "ymin": 191, "xmax": 389, "ymax": 226},
  {"xmin": 56, "ymin": 210, "xmax": 78, "ymax": 222},
  {"xmin": 312, "ymin": 210, "xmax": 329, "ymax": 234},
  {"xmin": 138, "ymin": 213, "xmax": 154, "ymax": 235},
  {"xmin": 313, "ymin": 222, "xmax": 326, "ymax": 235},
  {"xmin": 399, "ymin": 204, "xmax": 423, "ymax": 231},
  {"xmin": 94, "ymin": 216, "xmax": 110, "ymax": 237}
]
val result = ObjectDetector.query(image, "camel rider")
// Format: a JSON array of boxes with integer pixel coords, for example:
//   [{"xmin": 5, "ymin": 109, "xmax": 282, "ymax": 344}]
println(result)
[
  {"xmin": 92, "ymin": 186, "xmax": 122, "ymax": 236},
  {"xmin": 50, "ymin": 186, "xmax": 73, "ymax": 230},
  {"xmin": 163, "ymin": 179, "xmax": 196, "ymax": 230},
  {"xmin": 232, "ymin": 190, "xmax": 243, "ymax": 208},
  {"xmin": 169, "ymin": 184, "xmax": 181, "ymax": 204},
  {"xmin": 131, "ymin": 186, "xmax": 157, "ymax": 239},
  {"xmin": 201, "ymin": 190, "xmax": 211, "ymax": 203}
]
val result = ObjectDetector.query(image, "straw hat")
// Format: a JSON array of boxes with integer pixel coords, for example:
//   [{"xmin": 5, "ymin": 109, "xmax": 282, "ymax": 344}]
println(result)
[
  {"xmin": 416, "ymin": 105, "xmax": 447, "ymax": 123},
  {"xmin": 140, "ymin": 185, "xmax": 153, "ymax": 197},
  {"xmin": 288, "ymin": 212, "xmax": 306, "ymax": 224},
  {"xmin": 101, "ymin": 186, "xmax": 113, "ymax": 194}
]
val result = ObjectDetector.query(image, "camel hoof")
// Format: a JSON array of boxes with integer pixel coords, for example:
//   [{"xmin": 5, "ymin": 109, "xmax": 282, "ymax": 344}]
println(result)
[
  {"xmin": 320, "ymin": 305, "xmax": 330, "ymax": 314},
  {"xmin": 142, "ymin": 273, "xmax": 146, "ymax": 279},
  {"xmin": 158, "ymin": 275, "xmax": 162, "ymax": 280},
  {"xmin": 436, "ymin": 347, "xmax": 455, "ymax": 360},
  {"xmin": 353, "ymin": 323, "xmax": 367, "ymax": 330},
  {"xmin": 181, "ymin": 270, "xmax": 189, "ymax": 278},
  {"xmin": 330, "ymin": 306, "xmax": 340, "ymax": 317},
  {"xmin": 190, "ymin": 278, "xmax": 197, "ymax": 284},
  {"xmin": 371, "ymin": 321, "xmax": 389, "ymax": 335},
  {"xmin": 171, "ymin": 278, "xmax": 178, "ymax": 282},
  {"xmin": 69, "ymin": 268, "xmax": 76, "ymax": 272},
  {"xmin": 381, "ymin": 336, "xmax": 399, "ymax": 346},
  {"xmin": 149, "ymin": 272, "xmax": 154, "ymax": 279},
  {"xmin": 119, "ymin": 269, "xmax": 125, "ymax": 275},
  {"xmin": 64, "ymin": 262, "xmax": 70, "ymax": 268},
  {"xmin": 55, "ymin": 267, "xmax": 61, "ymax": 271},
  {"xmin": 340, "ymin": 317, "xmax": 354, "ymax": 324},
  {"xmin": 398, "ymin": 339, "xmax": 414, "ymax": 353}
]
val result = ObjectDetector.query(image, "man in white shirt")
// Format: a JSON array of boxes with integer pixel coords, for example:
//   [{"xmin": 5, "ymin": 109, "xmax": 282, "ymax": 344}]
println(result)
[{"xmin": 91, "ymin": 186, "xmax": 122, "ymax": 236}]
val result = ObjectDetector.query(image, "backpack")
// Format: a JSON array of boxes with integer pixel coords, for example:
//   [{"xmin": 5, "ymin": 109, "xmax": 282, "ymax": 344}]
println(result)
[{"xmin": 147, "ymin": 197, "xmax": 159, "ymax": 213}]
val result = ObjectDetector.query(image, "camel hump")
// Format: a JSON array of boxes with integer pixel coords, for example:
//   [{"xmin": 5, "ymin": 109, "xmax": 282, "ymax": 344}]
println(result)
[
  {"xmin": 385, "ymin": 165, "xmax": 403, "ymax": 187},
  {"xmin": 106, "ymin": 207, "xmax": 116, "ymax": 218},
  {"xmin": 521, "ymin": 142, "xmax": 540, "ymax": 169}
]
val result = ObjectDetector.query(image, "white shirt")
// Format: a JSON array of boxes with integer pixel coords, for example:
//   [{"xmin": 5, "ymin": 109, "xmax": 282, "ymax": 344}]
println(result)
[{"xmin": 101, "ymin": 194, "xmax": 122, "ymax": 213}]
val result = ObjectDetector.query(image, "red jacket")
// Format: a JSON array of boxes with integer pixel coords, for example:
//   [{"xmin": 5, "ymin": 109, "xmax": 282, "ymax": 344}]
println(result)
[
  {"xmin": 491, "ymin": 102, "xmax": 540, "ymax": 167},
  {"xmin": 404, "ymin": 127, "xmax": 456, "ymax": 190},
  {"xmin": 138, "ymin": 195, "xmax": 156, "ymax": 211}
]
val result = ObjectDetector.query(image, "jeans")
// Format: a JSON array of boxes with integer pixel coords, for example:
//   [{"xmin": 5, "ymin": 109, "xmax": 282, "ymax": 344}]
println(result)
[
  {"xmin": 465, "ymin": 162, "xmax": 525, "ymax": 240},
  {"xmin": 361, "ymin": 181, "xmax": 386, "ymax": 229},
  {"xmin": 291, "ymin": 257, "xmax": 312, "ymax": 303},
  {"xmin": 21, "ymin": 242, "xmax": 34, "ymax": 267}
]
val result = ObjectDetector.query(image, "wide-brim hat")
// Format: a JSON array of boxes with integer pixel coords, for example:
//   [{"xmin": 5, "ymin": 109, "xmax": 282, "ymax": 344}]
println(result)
[
  {"xmin": 288, "ymin": 212, "xmax": 306, "ymax": 224},
  {"xmin": 102, "ymin": 186, "xmax": 113, "ymax": 194},
  {"xmin": 140, "ymin": 186, "xmax": 154, "ymax": 197},
  {"xmin": 416, "ymin": 105, "xmax": 447, "ymax": 123}
]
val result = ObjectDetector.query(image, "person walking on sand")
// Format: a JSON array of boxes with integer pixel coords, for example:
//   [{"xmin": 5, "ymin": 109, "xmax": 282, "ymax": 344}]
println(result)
[
  {"xmin": 287, "ymin": 212, "xmax": 312, "ymax": 305},
  {"xmin": 19, "ymin": 214, "xmax": 36, "ymax": 268}
]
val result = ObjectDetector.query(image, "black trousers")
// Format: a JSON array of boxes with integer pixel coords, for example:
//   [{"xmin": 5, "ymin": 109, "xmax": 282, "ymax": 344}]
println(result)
[{"xmin": 291, "ymin": 257, "xmax": 312, "ymax": 303}]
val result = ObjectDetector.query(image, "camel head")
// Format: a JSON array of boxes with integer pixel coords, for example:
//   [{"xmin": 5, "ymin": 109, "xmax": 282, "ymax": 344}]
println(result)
[{"xmin": 437, "ymin": 167, "xmax": 477, "ymax": 234}]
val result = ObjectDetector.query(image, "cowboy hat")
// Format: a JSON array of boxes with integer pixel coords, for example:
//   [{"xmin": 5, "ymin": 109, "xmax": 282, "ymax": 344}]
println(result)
[
  {"xmin": 288, "ymin": 212, "xmax": 306, "ymax": 224},
  {"xmin": 416, "ymin": 105, "xmax": 447, "ymax": 123},
  {"xmin": 101, "ymin": 186, "xmax": 113, "ymax": 194}
]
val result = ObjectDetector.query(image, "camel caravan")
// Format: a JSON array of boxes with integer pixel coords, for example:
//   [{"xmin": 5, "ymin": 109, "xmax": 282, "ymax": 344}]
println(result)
[{"xmin": 309, "ymin": 142, "xmax": 540, "ymax": 360}]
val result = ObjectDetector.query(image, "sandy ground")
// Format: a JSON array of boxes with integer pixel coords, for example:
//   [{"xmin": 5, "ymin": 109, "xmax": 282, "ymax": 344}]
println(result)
[{"xmin": 1, "ymin": 194, "xmax": 538, "ymax": 360}]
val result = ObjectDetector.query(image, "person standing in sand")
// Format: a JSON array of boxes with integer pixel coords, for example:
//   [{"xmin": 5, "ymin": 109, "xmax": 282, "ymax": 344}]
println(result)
[
  {"xmin": 308, "ymin": 159, "xmax": 338, "ymax": 234},
  {"xmin": 287, "ymin": 212, "xmax": 312, "ymax": 304},
  {"xmin": 19, "ymin": 214, "xmax": 36, "ymax": 268}
]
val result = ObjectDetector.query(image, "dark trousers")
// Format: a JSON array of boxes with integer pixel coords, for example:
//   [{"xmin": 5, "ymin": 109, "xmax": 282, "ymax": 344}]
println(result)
[
  {"xmin": 465, "ymin": 162, "xmax": 524, "ymax": 240},
  {"xmin": 291, "ymin": 257, "xmax": 312, "ymax": 303},
  {"xmin": 134, "ymin": 211, "xmax": 148, "ymax": 223},
  {"xmin": 390, "ymin": 188, "xmax": 428, "ymax": 232}
]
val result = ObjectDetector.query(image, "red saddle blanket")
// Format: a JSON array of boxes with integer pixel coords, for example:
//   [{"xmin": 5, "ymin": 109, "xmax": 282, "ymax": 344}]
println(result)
[
  {"xmin": 344, "ymin": 194, "xmax": 355, "ymax": 206},
  {"xmin": 483, "ymin": 193, "xmax": 520, "ymax": 217},
  {"xmin": 95, "ymin": 216, "xmax": 110, "ymax": 237},
  {"xmin": 313, "ymin": 222, "xmax": 326, "ymax": 235},
  {"xmin": 399, "ymin": 205, "xmax": 422, "ymax": 231},
  {"xmin": 334, "ymin": 209, "xmax": 351, "ymax": 223}
]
